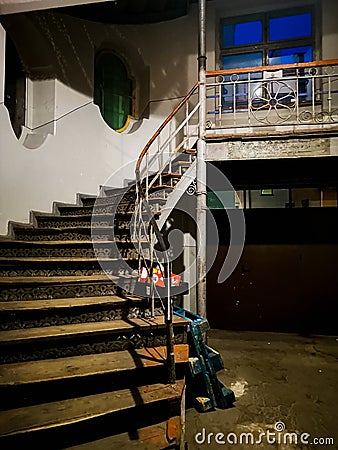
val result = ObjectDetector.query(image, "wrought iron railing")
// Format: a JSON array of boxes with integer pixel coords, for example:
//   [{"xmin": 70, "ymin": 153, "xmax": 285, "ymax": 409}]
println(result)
[
  {"xmin": 133, "ymin": 59, "xmax": 338, "ymax": 382},
  {"xmin": 134, "ymin": 83, "xmax": 199, "ymax": 383},
  {"xmin": 205, "ymin": 59, "xmax": 338, "ymax": 132}
]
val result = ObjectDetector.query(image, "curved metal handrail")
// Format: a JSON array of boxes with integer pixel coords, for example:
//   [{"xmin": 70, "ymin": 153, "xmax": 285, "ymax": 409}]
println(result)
[
  {"xmin": 135, "ymin": 82, "xmax": 199, "ymax": 189},
  {"xmin": 134, "ymin": 80, "xmax": 199, "ymax": 258},
  {"xmin": 134, "ymin": 81, "xmax": 200, "ymax": 384},
  {"xmin": 206, "ymin": 59, "xmax": 338, "ymax": 77}
]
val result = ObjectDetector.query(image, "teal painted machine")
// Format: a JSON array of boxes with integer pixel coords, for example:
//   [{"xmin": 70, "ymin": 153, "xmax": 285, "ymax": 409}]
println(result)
[{"xmin": 174, "ymin": 306, "xmax": 235, "ymax": 412}]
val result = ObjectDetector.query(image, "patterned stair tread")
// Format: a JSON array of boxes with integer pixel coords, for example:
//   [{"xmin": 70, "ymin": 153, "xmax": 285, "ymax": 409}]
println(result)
[
  {"xmin": 84, "ymin": 185, "xmax": 174, "ymax": 204},
  {"xmin": 184, "ymin": 148, "xmax": 197, "ymax": 155},
  {"xmin": 0, "ymin": 379, "xmax": 185, "ymax": 437},
  {"xmin": 14, "ymin": 227, "xmax": 127, "ymax": 233},
  {"xmin": 0, "ymin": 239, "xmax": 146, "ymax": 247},
  {"xmin": 0, "ymin": 345, "xmax": 189, "ymax": 386},
  {"xmin": 35, "ymin": 213, "xmax": 141, "ymax": 221},
  {"xmin": 148, "ymin": 185, "xmax": 175, "ymax": 191},
  {"xmin": 0, "ymin": 240, "xmax": 109, "ymax": 245},
  {"xmin": 0, "ymin": 257, "xmax": 137, "ymax": 263},
  {"xmin": 160, "ymin": 173, "xmax": 182, "ymax": 178},
  {"xmin": 0, "ymin": 315, "xmax": 189, "ymax": 345},
  {"xmin": 81, "ymin": 195, "xmax": 134, "ymax": 206},
  {"xmin": 0, "ymin": 295, "xmax": 134, "ymax": 311},
  {"xmin": 0, "ymin": 274, "xmax": 119, "ymax": 287}
]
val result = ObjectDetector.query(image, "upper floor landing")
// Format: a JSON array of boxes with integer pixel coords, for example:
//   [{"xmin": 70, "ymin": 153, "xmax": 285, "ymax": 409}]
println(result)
[{"xmin": 204, "ymin": 59, "xmax": 338, "ymax": 140}]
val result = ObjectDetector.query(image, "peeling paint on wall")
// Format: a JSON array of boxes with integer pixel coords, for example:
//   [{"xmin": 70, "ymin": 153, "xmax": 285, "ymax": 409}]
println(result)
[{"xmin": 206, "ymin": 138, "xmax": 331, "ymax": 161}]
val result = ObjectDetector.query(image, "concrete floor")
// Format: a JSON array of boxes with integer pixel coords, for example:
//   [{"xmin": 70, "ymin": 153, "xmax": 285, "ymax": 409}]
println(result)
[
  {"xmin": 185, "ymin": 330, "xmax": 338, "ymax": 450},
  {"xmin": 67, "ymin": 330, "xmax": 338, "ymax": 450}
]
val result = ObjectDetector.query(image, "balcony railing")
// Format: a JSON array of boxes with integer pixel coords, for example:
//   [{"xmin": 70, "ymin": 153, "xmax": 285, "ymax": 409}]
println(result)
[{"xmin": 205, "ymin": 60, "xmax": 338, "ymax": 135}]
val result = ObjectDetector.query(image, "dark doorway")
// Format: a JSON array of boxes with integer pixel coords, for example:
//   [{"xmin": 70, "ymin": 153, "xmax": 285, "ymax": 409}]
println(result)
[{"xmin": 4, "ymin": 33, "xmax": 26, "ymax": 139}]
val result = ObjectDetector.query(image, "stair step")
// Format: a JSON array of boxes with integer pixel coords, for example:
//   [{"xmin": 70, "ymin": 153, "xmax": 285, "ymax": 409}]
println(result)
[
  {"xmin": 35, "ymin": 213, "xmax": 146, "ymax": 229},
  {"xmin": 0, "ymin": 274, "xmax": 116, "ymax": 285},
  {"xmin": 0, "ymin": 379, "xmax": 185, "ymax": 438},
  {"xmin": 184, "ymin": 148, "xmax": 197, "ymax": 155},
  {"xmin": 0, "ymin": 295, "xmax": 129, "ymax": 311},
  {"xmin": 0, "ymin": 240, "xmax": 146, "ymax": 258},
  {"xmin": 58, "ymin": 198, "xmax": 166, "ymax": 216},
  {"xmin": 0, "ymin": 257, "xmax": 141, "ymax": 277},
  {"xmin": 0, "ymin": 315, "xmax": 187, "ymax": 345},
  {"xmin": 0, "ymin": 345, "xmax": 189, "ymax": 387},
  {"xmin": 12, "ymin": 227, "xmax": 130, "ymax": 241},
  {"xmin": 0, "ymin": 257, "xmax": 135, "ymax": 262},
  {"xmin": 0, "ymin": 316, "xmax": 188, "ymax": 363},
  {"xmin": 0, "ymin": 294, "xmax": 162, "ymax": 331},
  {"xmin": 82, "ymin": 185, "xmax": 173, "ymax": 207},
  {"xmin": 0, "ymin": 274, "xmax": 125, "ymax": 301},
  {"xmin": 81, "ymin": 192, "xmax": 134, "ymax": 207}
]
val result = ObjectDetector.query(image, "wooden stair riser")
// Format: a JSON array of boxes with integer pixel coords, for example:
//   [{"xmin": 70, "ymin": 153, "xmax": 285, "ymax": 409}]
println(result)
[
  {"xmin": 36, "ymin": 215, "xmax": 116, "ymax": 229},
  {"xmin": 101, "ymin": 172, "xmax": 181, "ymax": 198},
  {"xmin": 0, "ymin": 258, "xmax": 139, "ymax": 277},
  {"xmin": 58, "ymin": 201, "xmax": 165, "ymax": 217},
  {"xmin": 0, "ymin": 381, "xmax": 185, "ymax": 449},
  {"xmin": 58, "ymin": 203, "xmax": 126, "ymax": 216},
  {"xmin": 0, "ymin": 324, "xmax": 188, "ymax": 364},
  {"xmin": 0, "ymin": 346, "xmax": 189, "ymax": 410},
  {"xmin": 1, "ymin": 364, "xmax": 186, "ymax": 412},
  {"xmin": 12, "ymin": 227, "xmax": 131, "ymax": 241},
  {"xmin": 0, "ymin": 279, "xmax": 127, "ymax": 302},
  {"xmin": 0, "ymin": 300, "xmax": 163, "ymax": 331},
  {"xmin": 81, "ymin": 192, "xmax": 134, "ymax": 207},
  {"xmin": 35, "ymin": 214, "xmax": 155, "ymax": 230},
  {"xmin": 0, "ymin": 241, "xmax": 149, "ymax": 259}
]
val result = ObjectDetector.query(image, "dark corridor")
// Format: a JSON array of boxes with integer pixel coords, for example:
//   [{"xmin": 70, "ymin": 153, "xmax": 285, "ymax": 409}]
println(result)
[{"xmin": 207, "ymin": 156, "xmax": 338, "ymax": 335}]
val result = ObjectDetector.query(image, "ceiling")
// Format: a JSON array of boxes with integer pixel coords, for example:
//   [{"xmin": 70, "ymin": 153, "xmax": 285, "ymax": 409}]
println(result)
[{"xmin": 58, "ymin": 0, "xmax": 193, "ymax": 24}]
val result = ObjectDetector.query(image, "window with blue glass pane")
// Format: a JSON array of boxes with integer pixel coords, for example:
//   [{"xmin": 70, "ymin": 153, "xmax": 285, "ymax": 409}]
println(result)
[
  {"xmin": 222, "ymin": 21, "xmax": 262, "ymax": 47},
  {"xmin": 269, "ymin": 13, "xmax": 312, "ymax": 41},
  {"xmin": 222, "ymin": 53, "xmax": 263, "ymax": 109},
  {"xmin": 269, "ymin": 46, "xmax": 313, "ymax": 102},
  {"xmin": 268, "ymin": 46, "xmax": 312, "ymax": 65},
  {"xmin": 222, "ymin": 52, "xmax": 263, "ymax": 70}
]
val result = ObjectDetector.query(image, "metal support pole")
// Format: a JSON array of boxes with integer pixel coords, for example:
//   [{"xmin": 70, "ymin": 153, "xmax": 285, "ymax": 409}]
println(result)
[
  {"xmin": 196, "ymin": 0, "xmax": 207, "ymax": 317},
  {"xmin": 165, "ymin": 261, "xmax": 176, "ymax": 384}
]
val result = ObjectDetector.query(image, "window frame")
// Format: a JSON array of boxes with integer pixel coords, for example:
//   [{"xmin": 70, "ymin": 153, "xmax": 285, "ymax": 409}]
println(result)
[
  {"xmin": 94, "ymin": 50, "xmax": 134, "ymax": 132},
  {"xmin": 219, "ymin": 6, "xmax": 316, "ymax": 69}
]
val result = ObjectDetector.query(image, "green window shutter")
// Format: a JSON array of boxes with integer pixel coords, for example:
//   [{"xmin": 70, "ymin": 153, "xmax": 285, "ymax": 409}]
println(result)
[{"xmin": 94, "ymin": 52, "xmax": 132, "ymax": 131}]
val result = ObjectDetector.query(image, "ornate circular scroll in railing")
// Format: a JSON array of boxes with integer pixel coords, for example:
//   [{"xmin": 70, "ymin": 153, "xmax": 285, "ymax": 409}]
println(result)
[
  {"xmin": 250, "ymin": 80, "xmax": 296, "ymax": 125},
  {"xmin": 299, "ymin": 109, "xmax": 338, "ymax": 124}
]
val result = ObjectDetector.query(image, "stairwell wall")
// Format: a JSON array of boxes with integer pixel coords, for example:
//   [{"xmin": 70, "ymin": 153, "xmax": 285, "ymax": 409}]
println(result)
[
  {"xmin": 0, "ymin": 10, "xmax": 199, "ymax": 235},
  {"xmin": 1, "ymin": 1, "xmax": 338, "ymax": 234}
]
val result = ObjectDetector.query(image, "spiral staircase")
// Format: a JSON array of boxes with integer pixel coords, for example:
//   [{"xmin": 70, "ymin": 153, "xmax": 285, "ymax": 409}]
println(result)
[{"xmin": 0, "ymin": 85, "xmax": 200, "ymax": 448}]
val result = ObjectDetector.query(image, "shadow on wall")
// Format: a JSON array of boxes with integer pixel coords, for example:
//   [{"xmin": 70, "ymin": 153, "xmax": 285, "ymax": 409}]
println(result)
[
  {"xmin": 0, "ymin": 11, "xmax": 151, "ymax": 119},
  {"xmin": 0, "ymin": 10, "xmax": 193, "ymax": 121}
]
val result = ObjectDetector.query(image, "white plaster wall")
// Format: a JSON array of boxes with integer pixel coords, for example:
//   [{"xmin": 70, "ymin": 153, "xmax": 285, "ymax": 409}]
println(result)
[
  {"xmin": 0, "ymin": 1, "xmax": 336, "ymax": 234},
  {"xmin": 0, "ymin": 93, "xmax": 169, "ymax": 234},
  {"xmin": 322, "ymin": 0, "xmax": 338, "ymax": 59},
  {"xmin": 0, "ymin": 14, "xmax": 187, "ymax": 234},
  {"xmin": 0, "ymin": 24, "xmax": 4, "ymax": 103},
  {"xmin": 26, "ymin": 78, "xmax": 55, "ymax": 133}
]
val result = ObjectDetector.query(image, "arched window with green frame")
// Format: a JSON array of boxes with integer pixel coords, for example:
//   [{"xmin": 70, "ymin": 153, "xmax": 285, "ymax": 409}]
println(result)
[{"xmin": 94, "ymin": 52, "xmax": 133, "ymax": 132}]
